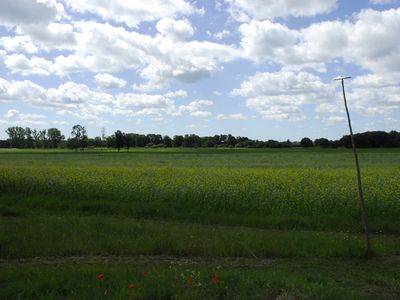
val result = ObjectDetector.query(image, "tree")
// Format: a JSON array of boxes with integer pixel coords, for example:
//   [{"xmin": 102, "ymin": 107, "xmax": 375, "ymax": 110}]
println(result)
[
  {"xmin": 106, "ymin": 135, "xmax": 116, "ymax": 148},
  {"xmin": 163, "ymin": 135, "xmax": 172, "ymax": 147},
  {"xmin": 182, "ymin": 134, "xmax": 200, "ymax": 147},
  {"xmin": 115, "ymin": 130, "xmax": 124, "ymax": 151},
  {"xmin": 135, "ymin": 134, "xmax": 148, "ymax": 147},
  {"xmin": 227, "ymin": 134, "xmax": 237, "ymax": 147},
  {"xmin": 47, "ymin": 128, "xmax": 64, "ymax": 148},
  {"xmin": 93, "ymin": 136, "xmax": 103, "ymax": 147},
  {"xmin": 71, "ymin": 124, "xmax": 88, "ymax": 151},
  {"xmin": 25, "ymin": 127, "xmax": 35, "ymax": 148},
  {"xmin": 314, "ymin": 138, "xmax": 331, "ymax": 148},
  {"xmin": 125, "ymin": 133, "xmax": 135, "ymax": 151},
  {"xmin": 32, "ymin": 129, "xmax": 47, "ymax": 148},
  {"xmin": 6, "ymin": 126, "xmax": 26, "ymax": 148},
  {"xmin": 173, "ymin": 135, "xmax": 183, "ymax": 147},
  {"xmin": 300, "ymin": 137, "xmax": 313, "ymax": 148}
]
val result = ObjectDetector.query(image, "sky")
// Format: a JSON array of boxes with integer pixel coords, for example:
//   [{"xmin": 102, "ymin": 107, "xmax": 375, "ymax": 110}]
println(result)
[{"xmin": 0, "ymin": 0, "xmax": 399, "ymax": 141}]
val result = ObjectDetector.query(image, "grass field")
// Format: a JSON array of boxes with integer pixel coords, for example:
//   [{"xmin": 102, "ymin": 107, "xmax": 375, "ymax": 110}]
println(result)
[{"xmin": 1, "ymin": 148, "xmax": 400, "ymax": 299}]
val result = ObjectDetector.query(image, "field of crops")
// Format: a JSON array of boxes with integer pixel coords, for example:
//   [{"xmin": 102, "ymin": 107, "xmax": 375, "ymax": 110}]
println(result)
[{"xmin": 1, "ymin": 148, "xmax": 400, "ymax": 299}]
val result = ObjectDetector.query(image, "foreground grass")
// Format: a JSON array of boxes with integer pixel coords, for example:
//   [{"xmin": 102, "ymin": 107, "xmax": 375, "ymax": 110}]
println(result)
[{"xmin": 1, "ymin": 256, "xmax": 399, "ymax": 299}]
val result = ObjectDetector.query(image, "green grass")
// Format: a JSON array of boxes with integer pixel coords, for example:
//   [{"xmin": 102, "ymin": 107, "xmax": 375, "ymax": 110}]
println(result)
[
  {"xmin": 1, "ymin": 148, "xmax": 400, "ymax": 299},
  {"xmin": 1, "ymin": 257, "xmax": 399, "ymax": 299},
  {"xmin": 1, "ymin": 215, "xmax": 399, "ymax": 259}
]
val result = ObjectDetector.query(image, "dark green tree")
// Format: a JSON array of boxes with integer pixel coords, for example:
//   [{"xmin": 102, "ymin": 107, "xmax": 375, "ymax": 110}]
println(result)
[
  {"xmin": 6, "ymin": 126, "xmax": 26, "ymax": 148},
  {"xmin": 71, "ymin": 124, "xmax": 88, "ymax": 151},
  {"xmin": 163, "ymin": 135, "xmax": 172, "ymax": 147},
  {"xmin": 115, "ymin": 130, "xmax": 124, "ymax": 151},
  {"xmin": 173, "ymin": 135, "xmax": 183, "ymax": 147},
  {"xmin": 25, "ymin": 127, "xmax": 35, "ymax": 148},
  {"xmin": 300, "ymin": 137, "xmax": 314, "ymax": 148},
  {"xmin": 314, "ymin": 138, "xmax": 331, "ymax": 148},
  {"xmin": 47, "ymin": 128, "xmax": 64, "ymax": 148},
  {"xmin": 125, "ymin": 133, "xmax": 135, "ymax": 151}
]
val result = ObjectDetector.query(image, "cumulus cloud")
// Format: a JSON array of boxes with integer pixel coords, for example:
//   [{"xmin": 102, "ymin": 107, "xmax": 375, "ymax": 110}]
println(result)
[
  {"xmin": 0, "ymin": 78, "xmax": 47, "ymax": 103},
  {"xmin": 164, "ymin": 89, "xmax": 188, "ymax": 98},
  {"xmin": 370, "ymin": 0, "xmax": 397, "ymax": 4},
  {"xmin": 4, "ymin": 54, "xmax": 53, "ymax": 76},
  {"xmin": 2, "ymin": 109, "xmax": 48, "ymax": 126},
  {"xmin": 232, "ymin": 70, "xmax": 400, "ymax": 121},
  {"xmin": 18, "ymin": 22, "xmax": 76, "ymax": 51},
  {"xmin": 0, "ymin": 77, "xmax": 216, "ymax": 121},
  {"xmin": 0, "ymin": 36, "xmax": 38, "ymax": 54},
  {"xmin": 225, "ymin": 0, "xmax": 337, "ymax": 21},
  {"xmin": 216, "ymin": 113, "xmax": 248, "ymax": 120},
  {"xmin": 349, "ymin": 74, "xmax": 400, "ymax": 115},
  {"xmin": 208, "ymin": 30, "xmax": 231, "ymax": 41},
  {"xmin": 2, "ymin": 20, "xmax": 239, "ymax": 90},
  {"xmin": 179, "ymin": 99, "xmax": 213, "ymax": 117},
  {"xmin": 232, "ymin": 71, "xmax": 335, "ymax": 121},
  {"xmin": 0, "ymin": 50, "xmax": 5, "ymax": 61},
  {"xmin": 0, "ymin": 0, "xmax": 62, "ymax": 27},
  {"xmin": 94, "ymin": 73, "xmax": 126, "ymax": 89},
  {"xmin": 156, "ymin": 18, "xmax": 194, "ymax": 41},
  {"xmin": 63, "ymin": 0, "xmax": 200, "ymax": 28},
  {"xmin": 239, "ymin": 8, "xmax": 400, "ymax": 73}
]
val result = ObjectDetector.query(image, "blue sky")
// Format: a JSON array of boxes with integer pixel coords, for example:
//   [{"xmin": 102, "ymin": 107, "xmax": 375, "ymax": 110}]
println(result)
[{"xmin": 0, "ymin": 0, "xmax": 399, "ymax": 140}]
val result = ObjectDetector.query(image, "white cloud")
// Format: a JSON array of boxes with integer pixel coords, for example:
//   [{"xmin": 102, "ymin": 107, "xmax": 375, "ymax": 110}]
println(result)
[
  {"xmin": 232, "ymin": 70, "xmax": 400, "ymax": 122},
  {"xmin": 0, "ymin": 77, "xmax": 183, "ymax": 121},
  {"xmin": 4, "ymin": 54, "xmax": 53, "ymax": 76},
  {"xmin": 2, "ymin": 109, "xmax": 48, "ymax": 126},
  {"xmin": 370, "ymin": 0, "xmax": 397, "ymax": 4},
  {"xmin": 17, "ymin": 22, "xmax": 76, "ymax": 51},
  {"xmin": 239, "ymin": 8, "xmax": 400, "ymax": 74},
  {"xmin": 190, "ymin": 111, "xmax": 212, "ymax": 117},
  {"xmin": 316, "ymin": 115, "xmax": 345, "ymax": 125},
  {"xmin": 0, "ymin": 36, "xmax": 38, "ymax": 54},
  {"xmin": 348, "ymin": 74, "xmax": 400, "ymax": 115},
  {"xmin": 63, "ymin": 0, "xmax": 200, "ymax": 28},
  {"xmin": 216, "ymin": 113, "xmax": 248, "ymax": 120},
  {"xmin": 232, "ymin": 71, "xmax": 335, "ymax": 121},
  {"xmin": 344, "ymin": 8, "xmax": 400, "ymax": 74},
  {"xmin": 0, "ymin": 0, "xmax": 62, "ymax": 27},
  {"xmin": 0, "ymin": 78, "xmax": 47, "ymax": 103},
  {"xmin": 164, "ymin": 89, "xmax": 188, "ymax": 98},
  {"xmin": 94, "ymin": 73, "xmax": 126, "ymax": 89},
  {"xmin": 225, "ymin": 0, "xmax": 337, "ymax": 21},
  {"xmin": 47, "ymin": 82, "xmax": 114, "ymax": 106},
  {"xmin": 156, "ymin": 18, "xmax": 194, "ymax": 41},
  {"xmin": 3, "ymin": 20, "xmax": 239, "ymax": 91},
  {"xmin": 0, "ymin": 50, "xmax": 5, "ymax": 61},
  {"xmin": 178, "ymin": 99, "xmax": 213, "ymax": 117},
  {"xmin": 211, "ymin": 30, "xmax": 231, "ymax": 41},
  {"xmin": 188, "ymin": 123, "xmax": 208, "ymax": 128},
  {"xmin": 3, "ymin": 109, "xmax": 19, "ymax": 119}
]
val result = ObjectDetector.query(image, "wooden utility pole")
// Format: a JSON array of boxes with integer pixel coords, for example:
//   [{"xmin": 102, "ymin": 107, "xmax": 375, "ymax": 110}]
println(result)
[{"xmin": 335, "ymin": 76, "xmax": 372, "ymax": 255}]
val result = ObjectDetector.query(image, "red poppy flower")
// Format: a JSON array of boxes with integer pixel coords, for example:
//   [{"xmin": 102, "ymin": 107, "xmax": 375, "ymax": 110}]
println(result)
[
  {"xmin": 97, "ymin": 274, "xmax": 105, "ymax": 279},
  {"xmin": 213, "ymin": 273, "xmax": 219, "ymax": 278},
  {"xmin": 103, "ymin": 288, "xmax": 109, "ymax": 296},
  {"xmin": 129, "ymin": 283, "xmax": 136, "ymax": 289},
  {"xmin": 142, "ymin": 271, "xmax": 149, "ymax": 277},
  {"xmin": 212, "ymin": 278, "xmax": 220, "ymax": 284},
  {"xmin": 186, "ymin": 276, "xmax": 193, "ymax": 286}
]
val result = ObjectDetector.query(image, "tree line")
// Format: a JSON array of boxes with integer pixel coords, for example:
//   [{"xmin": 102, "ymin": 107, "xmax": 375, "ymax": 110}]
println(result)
[{"xmin": 1, "ymin": 125, "xmax": 400, "ymax": 150}]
